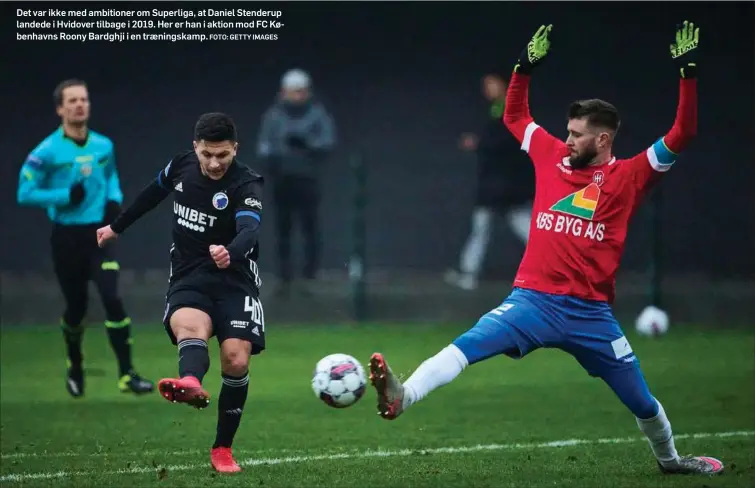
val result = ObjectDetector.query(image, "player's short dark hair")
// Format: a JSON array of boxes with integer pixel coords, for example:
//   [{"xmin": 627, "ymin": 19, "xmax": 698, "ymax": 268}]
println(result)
[
  {"xmin": 53, "ymin": 79, "xmax": 87, "ymax": 107},
  {"xmin": 568, "ymin": 99, "xmax": 620, "ymax": 132},
  {"xmin": 194, "ymin": 112, "xmax": 238, "ymax": 143}
]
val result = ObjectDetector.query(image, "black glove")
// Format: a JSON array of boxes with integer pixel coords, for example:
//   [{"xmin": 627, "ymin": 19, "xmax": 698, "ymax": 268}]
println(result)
[
  {"xmin": 286, "ymin": 135, "xmax": 309, "ymax": 151},
  {"xmin": 103, "ymin": 201, "xmax": 122, "ymax": 224},
  {"xmin": 69, "ymin": 182, "xmax": 85, "ymax": 205}
]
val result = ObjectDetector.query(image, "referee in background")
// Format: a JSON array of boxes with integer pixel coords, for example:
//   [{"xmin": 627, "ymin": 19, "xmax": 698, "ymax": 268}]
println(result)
[{"xmin": 17, "ymin": 79, "xmax": 154, "ymax": 398}]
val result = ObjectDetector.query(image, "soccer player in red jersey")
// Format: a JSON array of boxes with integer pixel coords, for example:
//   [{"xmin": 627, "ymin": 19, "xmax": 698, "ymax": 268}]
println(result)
[{"xmin": 369, "ymin": 22, "xmax": 724, "ymax": 475}]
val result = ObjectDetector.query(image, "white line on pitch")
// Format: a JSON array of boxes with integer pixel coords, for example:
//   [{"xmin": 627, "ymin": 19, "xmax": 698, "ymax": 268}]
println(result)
[
  {"xmin": 0, "ymin": 447, "xmax": 293, "ymax": 460},
  {"xmin": 0, "ymin": 430, "xmax": 752, "ymax": 483}
]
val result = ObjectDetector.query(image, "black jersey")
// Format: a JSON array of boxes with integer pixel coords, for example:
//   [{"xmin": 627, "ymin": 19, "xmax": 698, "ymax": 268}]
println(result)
[{"xmin": 157, "ymin": 150, "xmax": 264, "ymax": 288}]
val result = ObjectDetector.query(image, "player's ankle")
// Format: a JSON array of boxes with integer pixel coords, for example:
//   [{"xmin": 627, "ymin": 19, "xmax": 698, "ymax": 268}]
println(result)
[
  {"xmin": 658, "ymin": 455, "xmax": 681, "ymax": 468},
  {"xmin": 401, "ymin": 385, "xmax": 415, "ymax": 410}
]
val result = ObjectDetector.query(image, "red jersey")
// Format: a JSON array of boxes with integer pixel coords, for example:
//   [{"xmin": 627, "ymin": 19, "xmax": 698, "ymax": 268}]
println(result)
[{"xmin": 503, "ymin": 73, "xmax": 697, "ymax": 303}]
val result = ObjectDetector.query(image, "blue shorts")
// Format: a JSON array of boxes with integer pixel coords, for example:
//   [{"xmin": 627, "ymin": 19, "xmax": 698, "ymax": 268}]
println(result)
[{"xmin": 453, "ymin": 288, "xmax": 639, "ymax": 378}]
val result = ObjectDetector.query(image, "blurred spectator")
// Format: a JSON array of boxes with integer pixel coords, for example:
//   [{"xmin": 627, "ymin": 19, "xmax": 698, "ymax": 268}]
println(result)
[
  {"xmin": 256, "ymin": 69, "xmax": 336, "ymax": 295},
  {"xmin": 445, "ymin": 69, "xmax": 534, "ymax": 290}
]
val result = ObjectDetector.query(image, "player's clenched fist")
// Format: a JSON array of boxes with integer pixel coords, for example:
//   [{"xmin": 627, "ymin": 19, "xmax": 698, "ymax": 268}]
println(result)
[
  {"xmin": 209, "ymin": 245, "xmax": 231, "ymax": 269},
  {"xmin": 96, "ymin": 225, "xmax": 118, "ymax": 248}
]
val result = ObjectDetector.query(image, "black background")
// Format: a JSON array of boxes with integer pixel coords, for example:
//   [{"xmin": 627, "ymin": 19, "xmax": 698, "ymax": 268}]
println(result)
[{"xmin": 3, "ymin": 1, "xmax": 753, "ymax": 280}]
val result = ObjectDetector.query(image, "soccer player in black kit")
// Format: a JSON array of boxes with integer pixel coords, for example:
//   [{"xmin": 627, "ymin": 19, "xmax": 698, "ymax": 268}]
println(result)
[{"xmin": 97, "ymin": 113, "xmax": 264, "ymax": 473}]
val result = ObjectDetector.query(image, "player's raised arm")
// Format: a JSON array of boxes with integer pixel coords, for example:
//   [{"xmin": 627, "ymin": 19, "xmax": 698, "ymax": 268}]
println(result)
[
  {"xmin": 98, "ymin": 159, "xmax": 176, "ymax": 246},
  {"xmin": 627, "ymin": 22, "xmax": 699, "ymax": 193},
  {"xmin": 17, "ymin": 143, "xmax": 83, "ymax": 207},
  {"xmin": 503, "ymin": 25, "xmax": 564, "ymax": 162}
]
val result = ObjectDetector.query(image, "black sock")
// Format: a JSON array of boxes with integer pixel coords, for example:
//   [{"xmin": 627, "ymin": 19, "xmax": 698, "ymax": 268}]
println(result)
[
  {"xmin": 61, "ymin": 319, "xmax": 84, "ymax": 371},
  {"xmin": 105, "ymin": 318, "xmax": 134, "ymax": 377},
  {"xmin": 213, "ymin": 372, "xmax": 249, "ymax": 448},
  {"xmin": 177, "ymin": 339, "xmax": 210, "ymax": 383}
]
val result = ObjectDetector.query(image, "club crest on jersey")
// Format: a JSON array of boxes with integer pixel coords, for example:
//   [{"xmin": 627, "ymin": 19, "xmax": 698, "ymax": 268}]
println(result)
[
  {"xmin": 592, "ymin": 171, "xmax": 605, "ymax": 186},
  {"xmin": 79, "ymin": 163, "xmax": 92, "ymax": 177},
  {"xmin": 212, "ymin": 192, "xmax": 229, "ymax": 210},
  {"xmin": 550, "ymin": 183, "xmax": 601, "ymax": 220}
]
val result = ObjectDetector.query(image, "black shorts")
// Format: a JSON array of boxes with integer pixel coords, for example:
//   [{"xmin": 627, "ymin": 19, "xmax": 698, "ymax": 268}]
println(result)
[
  {"xmin": 162, "ymin": 271, "xmax": 266, "ymax": 354},
  {"xmin": 50, "ymin": 224, "xmax": 116, "ymax": 283}
]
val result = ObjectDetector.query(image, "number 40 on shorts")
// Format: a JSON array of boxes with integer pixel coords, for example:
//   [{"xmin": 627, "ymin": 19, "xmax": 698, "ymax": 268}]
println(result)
[{"xmin": 244, "ymin": 296, "xmax": 265, "ymax": 331}]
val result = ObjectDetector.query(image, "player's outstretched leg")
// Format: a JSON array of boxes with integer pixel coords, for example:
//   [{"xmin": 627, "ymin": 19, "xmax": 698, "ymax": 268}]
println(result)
[
  {"xmin": 601, "ymin": 365, "xmax": 724, "ymax": 475},
  {"xmin": 158, "ymin": 308, "xmax": 211, "ymax": 409},
  {"xmin": 371, "ymin": 293, "xmax": 537, "ymax": 420},
  {"xmin": 210, "ymin": 338, "xmax": 252, "ymax": 474}
]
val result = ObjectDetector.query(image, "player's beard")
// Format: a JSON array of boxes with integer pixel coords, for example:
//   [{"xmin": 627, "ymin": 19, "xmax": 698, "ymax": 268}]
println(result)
[{"xmin": 569, "ymin": 144, "xmax": 599, "ymax": 170}]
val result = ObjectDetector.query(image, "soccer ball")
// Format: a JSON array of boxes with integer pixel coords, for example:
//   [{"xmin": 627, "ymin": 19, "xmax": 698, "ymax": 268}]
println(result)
[
  {"xmin": 635, "ymin": 305, "xmax": 670, "ymax": 337},
  {"xmin": 312, "ymin": 353, "xmax": 367, "ymax": 408}
]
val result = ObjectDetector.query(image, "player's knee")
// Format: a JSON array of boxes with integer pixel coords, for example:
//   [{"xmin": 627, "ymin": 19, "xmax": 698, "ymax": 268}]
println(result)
[
  {"xmin": 621, "ymin": 388, "xmax": 658, "ymax": 419},
  {"xmin": 632, "ymin": 394, "xmax": 660, "ymax": 420},
  {"xmin": 220, "ymin": 339, "xmax": 251, "ymax": 376},
  {"xmin": 169, "ymin": 308, "xmax": 212, "ymax": 342},
  {"xmin": 221, "ymin": 355, "xmax": 249, "ymax": 377}
]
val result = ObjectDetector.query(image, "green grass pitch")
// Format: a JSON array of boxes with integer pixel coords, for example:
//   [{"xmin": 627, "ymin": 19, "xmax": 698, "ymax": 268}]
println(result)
[{"xmin": 1, "ymin": 322, "xmax": 753, "ymax": 487}]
